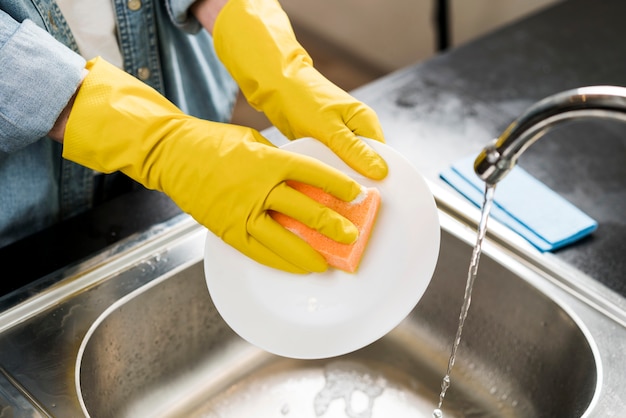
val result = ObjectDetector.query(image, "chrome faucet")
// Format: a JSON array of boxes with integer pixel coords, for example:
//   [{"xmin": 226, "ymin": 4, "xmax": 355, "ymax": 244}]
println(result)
[{"xmin": 474, "ymin": 85, "xmax": 626, "ymax": 185}]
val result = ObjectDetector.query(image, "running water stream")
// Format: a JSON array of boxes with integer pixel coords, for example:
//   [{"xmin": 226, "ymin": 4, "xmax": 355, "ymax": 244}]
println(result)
[{"xmin": 433, "ymin": 184, "xmax": 496, "ymax": 418}]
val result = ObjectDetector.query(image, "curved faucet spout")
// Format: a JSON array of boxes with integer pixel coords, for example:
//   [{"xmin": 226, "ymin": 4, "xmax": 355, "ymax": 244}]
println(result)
[{"xmin": 474, "ymin": 85, "xmax": 626, "ymax": 185}]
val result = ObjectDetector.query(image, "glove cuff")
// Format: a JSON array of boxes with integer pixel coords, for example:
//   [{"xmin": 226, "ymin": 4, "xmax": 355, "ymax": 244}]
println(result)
[
  {"xmin": 213, "ymin": 0, "xmax": 313, "ymax": 112},
  {"xmin": 63, "ymin": 57, "xmax": 183, "ymax": 188}
]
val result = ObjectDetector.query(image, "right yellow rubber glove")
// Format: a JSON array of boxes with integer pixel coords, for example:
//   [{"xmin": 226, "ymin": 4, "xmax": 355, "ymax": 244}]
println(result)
[
  {"xmin": 63, "ymin": 57, "xmax": 362, "ymax": 273},
  {"xmin": 212, "ymin": 0, "xmax": 388, "ymax": 180}
]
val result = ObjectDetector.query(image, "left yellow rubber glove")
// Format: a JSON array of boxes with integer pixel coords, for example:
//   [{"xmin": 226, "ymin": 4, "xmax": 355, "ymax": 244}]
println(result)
[
  {"xmin": 63, "ymin": 57, "xmax": 364, "ymax": 274},
  {"xmin": 213, "ymin": 0, "xmax": 388, "ymax": 180}
]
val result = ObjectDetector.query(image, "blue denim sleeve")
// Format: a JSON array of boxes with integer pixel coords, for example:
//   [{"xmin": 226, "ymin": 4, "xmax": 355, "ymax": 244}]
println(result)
[
  {"xmin": 164, "ymin": 0, "xmax": 202, "ymax": 33},
  {"xmin": 0, "ymin": 10, "xmax": 86, "ymax": 153}
]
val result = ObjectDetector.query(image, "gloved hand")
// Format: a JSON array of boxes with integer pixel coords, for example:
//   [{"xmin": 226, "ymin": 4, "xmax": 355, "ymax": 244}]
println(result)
[
  {"xmin": 212, "ymin": 0, "xmax": 388, "ymax": 180},
  {"xmin": 63, "ymin": 57, "xmax": 363, "ymax": 273}
]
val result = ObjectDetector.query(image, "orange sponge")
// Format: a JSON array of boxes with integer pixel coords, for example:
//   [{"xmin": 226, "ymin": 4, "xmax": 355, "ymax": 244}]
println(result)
[{"xmin": 271, "ymin": 180, "xmax": 381, "ymax": 273}]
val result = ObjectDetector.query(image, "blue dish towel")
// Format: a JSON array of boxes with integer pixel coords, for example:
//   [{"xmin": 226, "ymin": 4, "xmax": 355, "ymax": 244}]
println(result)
[{"xmin": 440, "ymin": 155, "xmax": 598, "ymax": 252}]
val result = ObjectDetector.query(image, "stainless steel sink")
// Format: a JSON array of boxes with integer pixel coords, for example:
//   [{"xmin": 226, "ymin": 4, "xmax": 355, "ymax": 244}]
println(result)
[
  {"xmin": 0, "ymin": 188, "xmax": 625, "ymax": 418},
  {"xmin": 76, "ymin": 229, "xmax": 597, "ymax": 418}
]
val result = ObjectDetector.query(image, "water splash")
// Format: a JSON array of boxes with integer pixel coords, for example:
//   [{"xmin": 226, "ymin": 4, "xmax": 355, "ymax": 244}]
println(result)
[{"xmin": 314, "ymin": 360, "xmax": 386, "ymax": 418}]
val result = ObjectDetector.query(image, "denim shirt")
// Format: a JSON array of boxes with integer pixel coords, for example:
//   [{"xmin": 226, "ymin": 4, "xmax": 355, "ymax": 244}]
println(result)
[{"xmin": 0, "ymin": 0, "xmax": 238, "ymax": 247}]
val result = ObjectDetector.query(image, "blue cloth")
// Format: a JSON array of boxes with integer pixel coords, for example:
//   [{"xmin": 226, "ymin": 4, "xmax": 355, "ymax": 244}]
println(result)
[{"xmin": 440, "ymin": 155, "xmax": 598, "ymax": 252}]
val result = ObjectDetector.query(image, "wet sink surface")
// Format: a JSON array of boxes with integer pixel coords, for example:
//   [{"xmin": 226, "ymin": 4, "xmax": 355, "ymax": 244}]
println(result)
[
  {"xmin": 0, "ymin": 207, "xmax": 624, "ymax": 418},
  {"xmin": 76, "ymin": 228, "xmax": 598, "ymax": 418}
]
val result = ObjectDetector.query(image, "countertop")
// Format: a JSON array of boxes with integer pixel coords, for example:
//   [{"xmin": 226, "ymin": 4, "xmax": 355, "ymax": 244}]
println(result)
[
  {"xmin": 350, "ymin": 0, "xmax": 625, "ymax": 297},
  {"xmin": 1, "ymin": 0, "xmax": 624, "ymax": 300}
]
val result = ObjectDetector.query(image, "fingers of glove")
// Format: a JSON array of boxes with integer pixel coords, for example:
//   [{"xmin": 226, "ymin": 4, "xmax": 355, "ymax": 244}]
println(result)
[
  {"xmin": 267, "ymin": 182, "xmax": 358, "ymax": 244},
  {"xmin": 346, "ymin": 103, "xmax": 386, "ymax": 144},
  {"xmin": 283, "ymin": 154, "xmax": 363, "ymax": 203},
  {"xmin": 248, "ymin": 128, "xmax": 276, "ymax": 147},
  {"xmin": 233, "ymin": 235, "xmax": 312, "ymax": 274},
  {"xmin": 248, "ymin": 214, "xmax": 329, "ymax": 273},
  {"xmin": 321, "ymin": 130, "xmax": 389, "ymax": 180}
]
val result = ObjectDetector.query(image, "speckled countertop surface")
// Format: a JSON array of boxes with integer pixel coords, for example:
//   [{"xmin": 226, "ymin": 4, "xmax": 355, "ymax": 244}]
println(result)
[
  {"xmin": 1, "ymin": 0, "xmax": 624, "ymax": 299},
  {"xmin": 350, "ymin": 0, "xmax": 626, "ymax": 297}
]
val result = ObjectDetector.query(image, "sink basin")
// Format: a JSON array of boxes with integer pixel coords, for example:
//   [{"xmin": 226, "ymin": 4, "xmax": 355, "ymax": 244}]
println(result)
[
  {"xmin": 1, "ymin": 199, "xmax": 624, "ymax": 418},
  {"xmin": 75, "ymin": 227, "xmax": 598, "ymax": 417}
]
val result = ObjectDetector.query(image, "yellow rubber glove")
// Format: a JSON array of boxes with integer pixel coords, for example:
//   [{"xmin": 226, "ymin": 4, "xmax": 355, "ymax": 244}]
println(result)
[
  {"xmin": 213, "ymin": 0, "xmax": 388, "ymax": 180},
  {"xmin": 63, "ymin": 57, "xmax": 363, "ymax": 273}
]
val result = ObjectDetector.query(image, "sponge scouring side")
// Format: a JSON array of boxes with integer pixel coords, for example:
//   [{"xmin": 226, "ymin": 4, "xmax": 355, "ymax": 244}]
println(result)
[{"xmin": 271, "ymin": 180, "xmax": 381, "ymax": 273}]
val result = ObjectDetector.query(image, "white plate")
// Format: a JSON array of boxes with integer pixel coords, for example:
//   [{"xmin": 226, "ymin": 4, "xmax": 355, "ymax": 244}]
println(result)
[{"xmin": 204, "ymin": 138, "xmax": 440, "ymax": 359}]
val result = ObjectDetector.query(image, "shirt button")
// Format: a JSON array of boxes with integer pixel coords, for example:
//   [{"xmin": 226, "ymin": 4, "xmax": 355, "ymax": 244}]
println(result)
[
  {"xmin": 137, "ymin": 67, "xmax": 151, "ymax": 80},
  {"xmin": 127, "ymin": 0, "xmax": 142, "ymax": 11}
]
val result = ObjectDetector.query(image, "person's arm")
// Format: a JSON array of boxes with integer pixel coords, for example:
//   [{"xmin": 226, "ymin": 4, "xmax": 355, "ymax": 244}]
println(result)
[
  {"xmin": 190, "ymin": 0, "xmax": 227, "ymax": 34},
  {"xmin": 63, "ymin": 57, "xmax": 362, "ymax": 273},
  {"xmin": 47, "ymin": 92, "xmax": 75, "ymax": 143},
  {"xmin": 48, "ymin": 0, "xmax": 218, "ymax": 142},
  {"xmin": 48, "ymin": 69, "xmax": 88, "ymax": 142},
  {"xmin": 0, "ymin": 10, "xmax": 85, "ymax": 151},
  {"xmin": 191, "ymin": 0, "xmax": 388, "ymax": 180}
]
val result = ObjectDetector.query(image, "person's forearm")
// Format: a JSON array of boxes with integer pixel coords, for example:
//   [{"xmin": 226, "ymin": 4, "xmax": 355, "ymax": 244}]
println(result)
[
  {"xmin": 48, "ymin": 69, "xmax": 88, "ymax": 143},
  {"xmin": 48, "ymin": 88, "xmax": 77, "ymax": 143},
  {"xmin": 191, "ymin": 0, "xmax": 228, "ymax": 34}
]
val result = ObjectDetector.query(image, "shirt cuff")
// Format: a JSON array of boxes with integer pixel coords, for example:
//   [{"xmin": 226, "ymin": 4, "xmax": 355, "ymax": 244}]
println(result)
[{"xmin": 0, "ymin": 19, "xmax": 86, "ymax": 152}]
